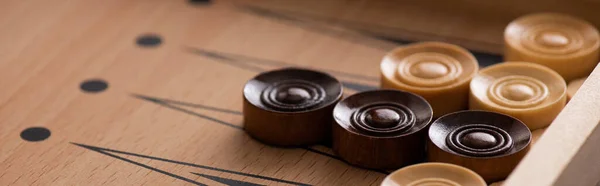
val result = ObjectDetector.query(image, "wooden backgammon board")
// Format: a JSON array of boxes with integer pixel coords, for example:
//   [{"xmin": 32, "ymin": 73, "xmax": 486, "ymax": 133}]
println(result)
[{"xmin": 2, "ymin": 0, "xmax": 600, "ymax": 185}]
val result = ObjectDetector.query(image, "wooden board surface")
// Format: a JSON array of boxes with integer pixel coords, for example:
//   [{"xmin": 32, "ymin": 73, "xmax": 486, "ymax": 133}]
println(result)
[{"xmin": 0, "ymin": 0, "xmax": 598, "ymax": 185}]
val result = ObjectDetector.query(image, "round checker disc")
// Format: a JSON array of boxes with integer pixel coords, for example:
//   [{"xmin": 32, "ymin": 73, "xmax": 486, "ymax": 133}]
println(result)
[
  {"xmin": 332, "ymin": 90, "xmax": 433, "ymax": 170},
  {"xmin": 428, "ymin": 110, "xmax": 532, "ymax": 183},
  {"xmin": 381, "ymin": 162, "xmax": 486, "ymax": 186},
  {"xmin": 504, "ymin": 13, "xmax": 600, "ymax": 81},
  {"xmin": 243, "ymin": 67, "xmax": 343, "ymax": 146},
  {"xmin": 469, "ymin": 62, "xmax": 567, "ymax": 130},
  {"xmin": 380, "ymin": 42, "xmax": 479, "ymax": 117}
]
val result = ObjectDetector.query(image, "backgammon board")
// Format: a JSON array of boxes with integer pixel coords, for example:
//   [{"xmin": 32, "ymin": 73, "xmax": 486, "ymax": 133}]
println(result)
[{"xmin": 2, "ymin": 0, "xmax": 600, "ymax": 185}]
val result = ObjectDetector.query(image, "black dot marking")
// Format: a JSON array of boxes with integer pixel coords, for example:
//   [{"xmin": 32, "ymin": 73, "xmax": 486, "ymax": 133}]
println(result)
[
  {"xmin": 20, "ymin": 127, "xmax": 51, "ymax": 142},
  {"xmin": 80, "ymin": 79, "xmax": 108, "ymax": 93},
  {"xmin": 136, "ymin": 34, "xmax": 162, "ymax": 47},
  {"xmin": 189, "ymin": 0, "xmax": 212, "ymax": 5}
]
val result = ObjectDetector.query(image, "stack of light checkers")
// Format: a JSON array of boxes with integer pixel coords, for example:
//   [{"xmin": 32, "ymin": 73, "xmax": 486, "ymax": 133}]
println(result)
[{"xmin": 242, "ymin": 12, "xmax": 599, "ymax": 186}]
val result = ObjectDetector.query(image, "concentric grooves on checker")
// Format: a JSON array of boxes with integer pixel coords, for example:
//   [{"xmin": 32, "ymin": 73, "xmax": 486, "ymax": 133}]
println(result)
[
  {"xmin": 396, "ymin": 52, "xmax": 463, "ymax": 87},
  {"xmin": 488, "ymin": 75, "xmax": 549, "ymax": 108},
  {"xmin": 521, "ymin": 24, "xmax": 583, "ymax": 55},
  {"xmin": 351, "ymin": 103, "xmax": 415, "ymax": 136},
  {"xmin": 261, "ymin": 80, "xmax": 326, "ymax": 112},
  {"xmin": 406, "ymin": 178, "xmax": 461, "ymax": 186},
  {"xmin": 446, "ymin": 124, "xmax": 513, "ymax": 157}
]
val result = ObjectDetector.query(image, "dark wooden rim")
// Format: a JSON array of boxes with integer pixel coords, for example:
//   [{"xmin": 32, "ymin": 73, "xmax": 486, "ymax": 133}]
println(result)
[
  {"xmin": 429, "ymin": 110, "xmax": 532, "ymax": 159},
  {"xmin": 333, "ymin": 89, "xmax": 433, "ymax": 138},
  {"xmin": 243, "ymin": 67, "xmax": 343, "ymax": 114}
]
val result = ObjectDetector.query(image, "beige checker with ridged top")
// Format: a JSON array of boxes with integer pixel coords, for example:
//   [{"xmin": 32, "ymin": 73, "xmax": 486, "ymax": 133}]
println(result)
[
  {"xmin": 504, "ymin": 13, "xmax": 600, "ymax": 81},
  {"xmin": 380, "ymin": 42, "xmax": 479, "ymax": 117},
  {"xmin": 381, "ymin": 163, "xmax": 486, "ymax": 186},
  {"xmin": 469, "ymin": 62, "xmax": 567, "ymax": 130}
]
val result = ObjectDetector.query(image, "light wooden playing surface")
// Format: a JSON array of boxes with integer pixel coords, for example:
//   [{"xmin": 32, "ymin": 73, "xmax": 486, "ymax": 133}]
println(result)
[{"xmin": 1, "ymin": 0, "xmax": 599, "ymax": 185}]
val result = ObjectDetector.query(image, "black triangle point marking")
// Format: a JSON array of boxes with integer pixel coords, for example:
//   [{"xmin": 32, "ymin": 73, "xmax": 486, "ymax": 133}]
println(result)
[
  {"xmin": 237, "ymin": 5, "xmax": 503, "ymax": 67},
  {"xmin": 71, "ymin": 142, "xmax": 311, "ymax": 186},
  {"xmin": 192, "ymin": 172, "xmax": 265, "ymax": 186},
  {"xmin": 71, "ymin": 142, "xmax": 207, "ymax": 186},
  {"xmin": 130, "ymin": 94, "xmax": 388, "ymax": 175},
  {"xmin": 185, "ymin": 47, "xmax": 378, "ymax": 92},
  {"xmin": 131, "ymin": 93, "xmax": 243, "ymax": 129}
]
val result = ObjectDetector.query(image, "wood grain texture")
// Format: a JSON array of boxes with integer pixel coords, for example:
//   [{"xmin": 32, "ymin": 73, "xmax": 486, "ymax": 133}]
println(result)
[{"xmin": 0, "ymin": 0, "xmax": 598, "ymax": 185}]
